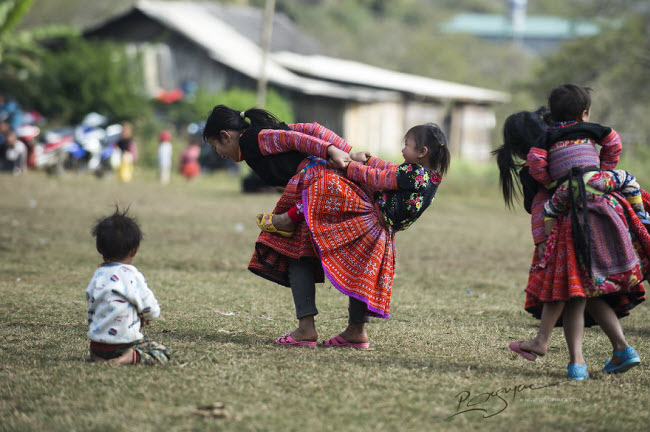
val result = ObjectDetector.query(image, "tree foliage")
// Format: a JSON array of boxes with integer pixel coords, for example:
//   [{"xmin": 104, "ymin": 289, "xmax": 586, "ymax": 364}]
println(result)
[
  {"xmin": 526, "ymin": 12, "xmax": 650, "ymax": 147},
  {"xmin": 0, "ymin": 0, "xmax": 77, "ymax": 100},
  {"xmin": 27, "ymin": 38, "xmax": 150, "ymax": 124},
  {"xmin": 161, "ymin": 86, "xmax": 295, "ymax": 126}
]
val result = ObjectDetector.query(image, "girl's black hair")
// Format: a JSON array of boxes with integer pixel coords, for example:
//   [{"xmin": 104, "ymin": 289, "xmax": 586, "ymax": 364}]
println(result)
[
  {"xmin": 202, "ymin": 105, "xmax": 284, "ymax": 142},
  {"xmin": 492, "ymin": 107, "xmax": 549, "ymax": 208},
  {"xmin": 405, "ymin": 123, "xmax": 450, "ymax": 175},
  {"xmin": 91, "ymin": 206, "xmax": 142, "ymax": 262},
  {"xmin": 548, "ymin": 83, "xmax": 592, "ymax": 123}
]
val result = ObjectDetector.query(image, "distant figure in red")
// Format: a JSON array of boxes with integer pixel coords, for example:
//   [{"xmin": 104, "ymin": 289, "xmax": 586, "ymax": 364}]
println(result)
[{"xmin": 180, "ymin": 136, "xmax": 201, "ymax": 180}]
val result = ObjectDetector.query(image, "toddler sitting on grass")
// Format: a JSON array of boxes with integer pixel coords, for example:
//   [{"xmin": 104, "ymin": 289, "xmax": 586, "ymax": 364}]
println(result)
[{"xmin": 86, "ymin": 207, "xmax": 170, "ymax": 365}]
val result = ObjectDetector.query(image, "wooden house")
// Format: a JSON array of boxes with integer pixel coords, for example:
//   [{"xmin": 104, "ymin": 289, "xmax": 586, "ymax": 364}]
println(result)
[{"xmin": 86, "ymin": 0, "xmax": 509, "ymax": 160}]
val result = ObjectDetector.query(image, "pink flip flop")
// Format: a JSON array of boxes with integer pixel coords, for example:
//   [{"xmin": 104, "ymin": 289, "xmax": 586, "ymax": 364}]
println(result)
[
  {"xmin": 275, "ymin": 332, "xmax": 317, "ymax": 348},
  {"xmin": 322, "ymin": 334, "xmax": 370, "ymax": 350},
  {"xmin": 509, "ymin": 341, "xmax": 538, "ymax": 361}
]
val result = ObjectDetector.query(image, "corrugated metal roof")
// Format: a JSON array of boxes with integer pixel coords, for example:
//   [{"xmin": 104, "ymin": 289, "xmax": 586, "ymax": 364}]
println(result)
[
  {"xmin": 199, "ymin": 2, "xmax": 324, "ymax": 55},
  {"xmin": 136, "ymin": 1, "xmax": 507, "ymax": 104},
  {"xmin": 272, "ymin": 52, "xmax": 510, "ymax": 104},
  {"xmin": 442, "ymin": 13, "xmax": 600, "ymax": 39},
  {"xmin": 137, "ymin": 0, "xmax": 397, "ymax": 102}
]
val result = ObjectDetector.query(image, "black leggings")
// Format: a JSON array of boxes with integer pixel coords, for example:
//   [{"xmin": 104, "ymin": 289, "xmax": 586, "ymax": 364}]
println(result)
[{"xmin": 288, "ymin": 258, "xmax": 369, "ymax": 324}]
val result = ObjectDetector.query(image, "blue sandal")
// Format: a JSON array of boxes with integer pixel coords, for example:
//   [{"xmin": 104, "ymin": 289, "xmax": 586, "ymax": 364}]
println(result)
[
  {"xmin": 603, "ymin": 346, "xmax": 641, "ymax": 374},
  {"xmin": 567, "ymin": 363, "xmax": 589, "ymax": 380}
]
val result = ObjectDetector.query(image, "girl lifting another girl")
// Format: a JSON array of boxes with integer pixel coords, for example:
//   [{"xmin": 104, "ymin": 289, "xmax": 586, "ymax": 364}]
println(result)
[
  {"xmin": 202, "ymin": 105, "xmax": 449, "ymax": 348},
  {"xmin": 203, "ymin": 105, "xmax": 354, "ymax": 347},
  {"xmin": 495, "ymin": 84, "xmax": 648, "ymax": 379},
  {"xmin": 257, "ymin": 124, "xmax": 449, "ymax": 348}
]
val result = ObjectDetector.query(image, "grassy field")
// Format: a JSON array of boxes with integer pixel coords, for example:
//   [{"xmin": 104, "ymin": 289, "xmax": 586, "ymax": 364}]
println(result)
[{"xmin": 1, "ymin": 166, "xmax": 649, "ymax": 432}]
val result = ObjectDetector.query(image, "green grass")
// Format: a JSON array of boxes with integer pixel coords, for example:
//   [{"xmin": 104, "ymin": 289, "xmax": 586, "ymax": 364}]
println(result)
[{"xmin": 1, "ymin": 167, "xmax": 649, "ymax": 432}]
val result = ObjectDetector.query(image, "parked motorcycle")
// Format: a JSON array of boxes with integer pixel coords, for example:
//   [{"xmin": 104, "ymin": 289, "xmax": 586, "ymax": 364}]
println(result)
[
  {"xmin": 33, "ymin": 127, "xmax": 74, "ymax": 176},
  {"xmin": 66, "ymin": 113, "xmax": 122, "ymax": 178}
]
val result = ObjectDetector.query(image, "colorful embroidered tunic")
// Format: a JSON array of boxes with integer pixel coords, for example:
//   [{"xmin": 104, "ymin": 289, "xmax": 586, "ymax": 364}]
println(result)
[
  {"xmin": 299, "ymin": 157, "xmax": 443, "ymax": 319},
  {"xmin": 525, "ymin": 121, "xmax": 620, "ymax": 245},
  {"xmin": 522, "ymin": 122, "xmax": 647, "ymax": 325},
  {"xmin": 527, "ymin": 121, "xmax": 620, "ymax": 186},
  {"xmin": 239, "ymin": 122, "xmax": 351, "ymax": 187},
  {"xmin": 346, "ymin": 157, "xmax": 442, "ymax": 231},
  {"xmin": 240, "ymin": 122, "xmax": 353, "ymax": 286}
]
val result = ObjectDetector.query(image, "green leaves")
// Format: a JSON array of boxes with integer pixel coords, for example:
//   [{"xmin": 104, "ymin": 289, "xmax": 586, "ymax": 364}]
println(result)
[
  {"xmin": 529, "ymin": 12, "xmax": 650, "ymax": 148},
  {"xmin": 0, "ymin": 0, "xmax": 34, "ymax": 36},
  {"xmin": 0, "ymin": 0, "xmax": 77, "ymax": 99},
  {"xmin": 31, "ymin": 38, "xmax": 150, "ymax": 123}
]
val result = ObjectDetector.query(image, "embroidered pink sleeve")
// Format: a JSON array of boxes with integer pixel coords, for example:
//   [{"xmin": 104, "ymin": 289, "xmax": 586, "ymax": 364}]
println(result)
[
  {"xmin": 288, "ymin": 123, "xmax": 352, "ymax": 153},
  {"xmin": 527, "ymin": 147, "xmax": 552, "ymax": 186},
  {"xmin": 531, "ymin": 189, "xmax": 550, "ymax": 245},
  {"xmin": 257, "ymin": 129, "xmax": 331, "ymax": 159},
  {"xmin": 599, "ymin": 129, "xmax": 621, "ymax": 170},
  {"xmin": 346, "ymin": 161, "xmax": 398, "ymax": 190},
  {"xmin": 365, "ymin": 156, "xmax": 399, "ymax": 170}
]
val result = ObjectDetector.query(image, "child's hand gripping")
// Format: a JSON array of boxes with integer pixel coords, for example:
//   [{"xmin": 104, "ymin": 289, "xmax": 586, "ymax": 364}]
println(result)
[
  {"xmin": 350, "ymin": 151, "xmax": 371, "ymax": 164},
  {"xmin": 327, "ymin": 146, "xmax": 352, "ymax": 169}
]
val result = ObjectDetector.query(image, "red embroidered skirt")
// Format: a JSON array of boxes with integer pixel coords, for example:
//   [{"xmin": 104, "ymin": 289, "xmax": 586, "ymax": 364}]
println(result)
[
  {"xmin": 302, "ymin": 171, "xmax": 395, "ymax": 319},
  {"xmin": 525, "ymin": 191, "xmax": 649, "ymax": 326},
  {"xmin": 248, "ymin": 161, "xmax": 332, "ymax": 286}
]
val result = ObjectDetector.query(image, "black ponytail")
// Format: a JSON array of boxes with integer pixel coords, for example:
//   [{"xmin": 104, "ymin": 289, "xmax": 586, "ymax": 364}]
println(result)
[
  {"xmin": 492, "ymin": 139, "xmax": 520, "ymax": 209},
  {"xmin": 407, "ymin": 123, "xmax": 450, "ymax": 176},
  {"xmin": 492, "ymin": 108, "xmax": 549, "ymax": 208},
  {"xmin": 242, "ymin": 108, "xmax": 284, "ymax": 129},
  {"xmin": 203, "ymin": 105, "xmax": 285, "ymax": 142}
]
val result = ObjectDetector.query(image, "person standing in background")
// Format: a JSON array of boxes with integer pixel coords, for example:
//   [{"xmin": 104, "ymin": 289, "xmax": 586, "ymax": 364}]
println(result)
[
  {"xmin": 158, "ymin": 130, "xmax": 172, "ymax": 185},
  {"xmin": 117, "ymin": 122, "xmax": 136, "ymax": 183},
  {"xmin": 179, "ymin": 135, "xmax": 201, "ymax": 180}
]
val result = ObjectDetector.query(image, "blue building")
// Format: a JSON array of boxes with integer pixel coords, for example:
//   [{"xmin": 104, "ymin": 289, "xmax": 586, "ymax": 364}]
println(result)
[{"xmin": 442, "ymin": 12, "xmax": 601, "ymax": 54}]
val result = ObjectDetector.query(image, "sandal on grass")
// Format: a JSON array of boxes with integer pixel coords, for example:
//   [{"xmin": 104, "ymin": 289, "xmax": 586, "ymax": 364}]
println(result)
[
  {"xmin": 256, "ymin": 213, "xmax": 293, "ymax": 238},
  {"xmin": 567, "ymin": 363, "xmax": 589, "ymax": 380},
  {"xmin": 509, "ymin": 341, "xmax": 538, "ymax": 361},
  {"xmin": 322, "ymin": 334, "xmax": 370, "ymax": 350},
  {"xmin": 603, "ymin": 346, "xmax": 640, "ymax": 374},
  {"xmin": 275, "ymin": 332, "xmax": 317, "ymax": 347}
]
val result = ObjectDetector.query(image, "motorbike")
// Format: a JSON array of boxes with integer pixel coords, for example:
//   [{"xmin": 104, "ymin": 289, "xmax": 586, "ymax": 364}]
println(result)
[
  {"xmin": 33, "ymin": 127, "xmax": 74, "ymax": 176},
  {"xmin": 66, "ymin": 113, "xmax": 122, "ymax": 178}
]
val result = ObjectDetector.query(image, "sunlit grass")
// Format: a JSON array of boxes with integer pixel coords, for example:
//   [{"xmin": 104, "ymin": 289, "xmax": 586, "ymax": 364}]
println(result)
[{"xmin": 1, "ymin": 167, "xmax": 648, "ymax": 431}]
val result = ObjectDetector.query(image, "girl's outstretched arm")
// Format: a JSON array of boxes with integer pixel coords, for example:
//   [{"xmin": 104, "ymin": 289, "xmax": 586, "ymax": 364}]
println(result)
[
  {"xmin": 364, "ymin": 156, "xmax": 399, "ymax": 170},
  {"xmin": 288, "ymin": 123, "xmax": 352, "ymax": 153},
  {"xmin": 257, "ymin": 129, "xmax": 349, "ymax": 160},
  {"xmin": 345, "ymin": 160, "xmax": 399, "ymax": 190}
]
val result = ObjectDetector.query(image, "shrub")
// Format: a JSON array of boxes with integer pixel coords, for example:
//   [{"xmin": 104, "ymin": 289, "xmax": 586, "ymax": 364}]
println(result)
[{"xmin": 27, "ymin": 38, "xmax": 150, "ymax": 124}]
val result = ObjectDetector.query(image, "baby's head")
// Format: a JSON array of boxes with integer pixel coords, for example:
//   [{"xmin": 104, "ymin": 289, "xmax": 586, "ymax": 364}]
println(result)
[
  {"xmin": 404, "ymin": 123, "xmax": 450, "ymax": 175},
  {"xmin": 548, "ymin": 83, "xmax": 592, "ymax": 123},
  {"xmin": 92, "ymin": 207, "xmax": 142, "ymax": 263}
]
